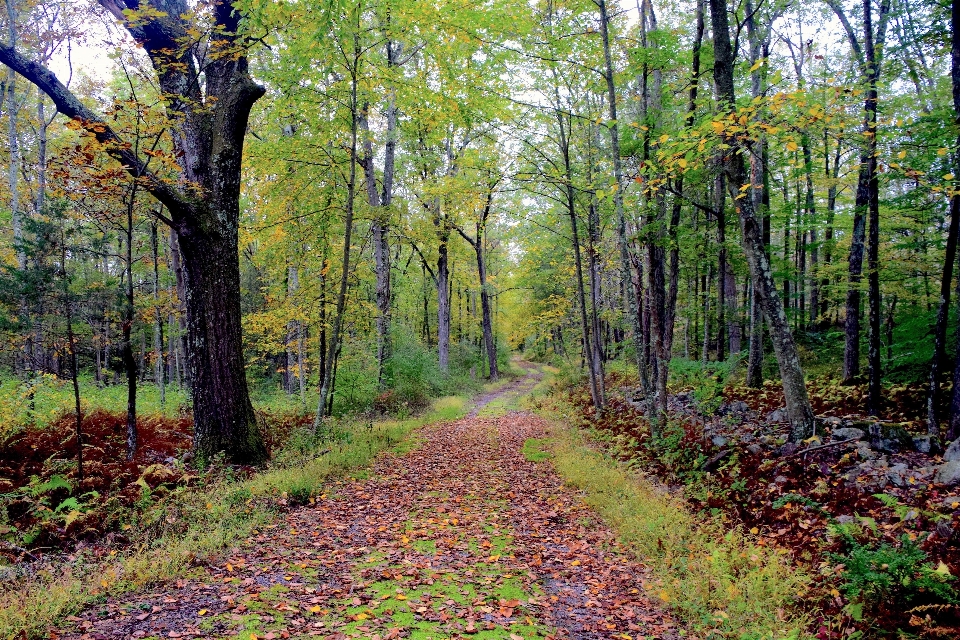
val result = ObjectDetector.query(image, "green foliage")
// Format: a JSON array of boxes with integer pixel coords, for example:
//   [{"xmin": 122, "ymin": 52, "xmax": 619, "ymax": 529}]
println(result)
[
  {"xmin": 669, "ymin": 356, "xmax": 742, "ymax": 415},
  {"xmin": 830, "ymin": 535, "xmax": 957, "ymax": 608}
]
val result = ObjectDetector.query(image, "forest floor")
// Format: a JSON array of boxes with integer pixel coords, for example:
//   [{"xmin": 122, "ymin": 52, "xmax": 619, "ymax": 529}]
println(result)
[{"xmin": 51, "ymin": 368, "xmax": 682, "ymax": 640}]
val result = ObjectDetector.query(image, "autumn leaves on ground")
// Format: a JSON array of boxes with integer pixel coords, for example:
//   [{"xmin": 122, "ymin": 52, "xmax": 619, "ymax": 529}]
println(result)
[{"xmin": 49, "ymin": 370, "xmax": 682, "ymax": 640}]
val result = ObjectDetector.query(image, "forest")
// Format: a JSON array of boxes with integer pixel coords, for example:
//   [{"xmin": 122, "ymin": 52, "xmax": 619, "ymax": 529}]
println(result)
[{"xmin": 0, "ymin": 0, "xmax": 959, "ymax": 638}]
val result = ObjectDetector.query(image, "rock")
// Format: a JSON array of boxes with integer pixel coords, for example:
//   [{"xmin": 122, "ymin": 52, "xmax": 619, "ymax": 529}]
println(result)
[
  {"xmin": 913, "ymin": 435, "xmax": 937, "ymax": 455},
  {"xmin": 831, "ymin": 427, "xmax": 866, "ymax": 442},
  {"xmin": 774, "ymin": 475, "xmax": 789, "ymax": 484},
  {"xmin": 855, "ymin": 442, "xmax": 878, "ymax": 460},
  {"xmin": 711, "ymin": 435, "xmax": 730, "ymax": 447},
  {"xmin": 935, "ymin": 521, "xmax": 954, "ymax": 540},
  {"xmin": 934, "ymin": 460, "xmax": 960, "ymax": 487},
  {"xmin": 739, "ymin": 433, "xmax": 756, "ymax": 444},
  {"xmin": 747, "ymin": 444, "xmax": 763, "ymax": 455},
  {"xmin": 767, "ymin": 408, "xmax": 789, "ymax": 423},
  {"xmin": 942, "ymin": 496, "xmax": 960, "ymax": 511},
  {"xmin": 777, "ymin": 442, "xmax": 799, "ymax": 457},
  {"xmin": 822, "ymin": 416, "xmax": 843, "ymax": 427},
  {"xmin": 760, "ymin": 435, "xmax": 778, "ymax": 446},
  {"xmin": 718, "ymin": 401, "xmax": 752, "ymax": 419},
  {"xmin": 836, "ymin": 515, "xmax": 855, "ymax": 525},
  {"xmin": 140, "ymin": 463, "xmax": 179, "ymax": 488},
  {"xmin": 867, "ymin": 422, "xmax": 915, "ymax": 454},
  {"xmin": 944, "ymin": 438, "xmax": 960, "ymax": 462},
  {"xmin": 886, "ymin": 463, "xmax": 909, "ymax": 487}
]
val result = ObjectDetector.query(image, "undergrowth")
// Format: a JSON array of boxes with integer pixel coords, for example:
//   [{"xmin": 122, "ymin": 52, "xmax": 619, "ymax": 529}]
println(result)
[
  {"xmin": 539, "ymin": 396, "xmax": 813, "ymax": 640},
  {"xmin": 0, "ymin": 395, "xmax": 468, "ymax": 640}
]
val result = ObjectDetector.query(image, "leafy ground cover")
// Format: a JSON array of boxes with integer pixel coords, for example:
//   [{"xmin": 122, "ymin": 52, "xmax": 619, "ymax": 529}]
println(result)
[
  {"xmin": 48, "ymin": 385, "xmax": 681, "ymax": 640},
  {"xmin": 562, "ymin": 369, "xmax": 960, "ymax": 639},
  {"xmin": 0, "ymin": 395, "xmax": 469, "ymax": 639}
]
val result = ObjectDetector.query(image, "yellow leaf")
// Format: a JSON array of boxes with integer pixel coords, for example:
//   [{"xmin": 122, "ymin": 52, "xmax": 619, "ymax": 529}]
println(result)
[
  {"xmin": 395, "ymin": 594, "xmax": 407, "ymax": 600},
  {"xmin": 571, "ymin": 559, "xmax": 581, "ymax": 566},
  {"xmin": 658, "ymin": 590, "xmax": 671, "ymax": 602},
  {"xmin": 749, "ymin": 59, "xmax": 763, "ymax": 72},
  {"xmin": 198, "ymin": 609, "xmax": 208, "ymax": 616},
  {"xmin": 939, "ymin": 148, "xmax": 948, "ymax": 156},
  {"xmin": 897, "ymin": 150, "xmax": 906, "ymax": 159},
  {"xmin": 487, "ymin": 554, "xmax": 501, "ymax": 562},
  {"xmin": 355, "ymin": 613, "xmax": 369, "ymax": 620},
  {"xmin": 750, "ymin": 527, "xmax": 759, "ymax": 535},
  {"xmin": 945, "ymin": 174, "xmax": 955, "ymax": 181},
  {"xmin": 935, "ymin": 561, "xmax": 952, "ymax": 577},
  {"xmin": 659, "ymin": 134, "xmax": 669, "ymax": 144},
  {"xmin": 786, "ymin": 141, "xmax": 798, "ymax": 152},
  {"xmin": 678, "ymin": 158, "xmax": 688, "ymax": 169},
  {"xmin": 309, "ymin": 605, "xmax": 323, "ymax": 614}
]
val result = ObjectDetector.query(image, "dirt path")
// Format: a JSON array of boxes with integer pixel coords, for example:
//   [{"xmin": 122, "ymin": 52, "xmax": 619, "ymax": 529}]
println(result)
[{"xmin": 56, "ymin": 370, "xmax": 679, "ymax": 640}]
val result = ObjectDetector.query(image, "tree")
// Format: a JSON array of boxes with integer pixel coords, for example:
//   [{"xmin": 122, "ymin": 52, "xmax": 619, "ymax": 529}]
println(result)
[
  {"xmin": 0, "ymin": 0, "xmax": 268, "ymax": 463},
  {"xmin": 708, "ymin": 0, "xmax": 816, "ymax": 441}
]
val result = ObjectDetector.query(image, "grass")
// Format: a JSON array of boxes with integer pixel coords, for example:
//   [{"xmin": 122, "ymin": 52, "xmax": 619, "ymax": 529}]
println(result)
[
  {"xmin": 539, "ymin": 397, "xmax": 814, "ymax": 640},
  {"xmin": 0, "ymin": 394, "xmax": 468, "ymax": 640},
  {"xmin": 0, "ymin": 375, "xmax": 190, "ymax": 438}
]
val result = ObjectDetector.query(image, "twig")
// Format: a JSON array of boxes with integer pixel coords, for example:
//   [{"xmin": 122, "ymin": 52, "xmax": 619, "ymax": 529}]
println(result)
[
  {"xmin": 786, "ymin": 437, "xmax": 861, "ymax": 459},
  {"xmin": 0, "ymin": 541, "xmax": 38, "ymax": 562}
]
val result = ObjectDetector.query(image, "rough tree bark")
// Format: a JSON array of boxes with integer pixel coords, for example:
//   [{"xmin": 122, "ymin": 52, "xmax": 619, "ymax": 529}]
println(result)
[
  {"xmin": 709, "ymin": 0, "xmax": 816, "ymax": 441},
  {"xmin": 0, "ymin": 0, "xmax": 268, "ymax": 463}
]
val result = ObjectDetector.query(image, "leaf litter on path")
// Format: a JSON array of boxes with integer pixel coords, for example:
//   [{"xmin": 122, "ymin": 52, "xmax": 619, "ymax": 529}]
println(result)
[{"xmin": 53, "ymin": 388, "xmax": 680, "ymax": 640}]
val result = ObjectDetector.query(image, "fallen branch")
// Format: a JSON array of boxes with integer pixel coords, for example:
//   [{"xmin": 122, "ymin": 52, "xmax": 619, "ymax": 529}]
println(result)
[{"xmin": 786, "ymin": 437, "xmax": 861, "ymax": 459}]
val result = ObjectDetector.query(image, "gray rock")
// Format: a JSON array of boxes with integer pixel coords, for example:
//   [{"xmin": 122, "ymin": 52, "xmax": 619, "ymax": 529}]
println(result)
[
  {"xmin": 739, "ymin": 433, "xmax": 756, "ymax": 444},
  {"xmin": 774, "ymin": 475, "xmax": 789, "ymax": 484},
  {"xmin": 942, "ymin": 496, "xmax": 960, "ymax": 511},
  {"xmin": 944, "ymin": 438, "xmax": 960, "ymax": 462},
  {"xmin": 913, "ymin": 435, "xmax": 936, "ymax": 455},
  {"xmin": 822, "ymin": 416, "xmax": 843, "ymax": 427},
  {"xmin": 868, "ymin": 422, "xmax": 915, "ymax": 454},
  {"xmin": 934, "ymin": 460, "xmax": 960, "ymax": 487},
  {"xmin": 777, "ymin": 442, "xmax": 799, "ymax": 457},
  {"xmin": 835, "ymin": 515, "xmax": 855, "ymax": 524},
  {"xmin": 832, "ymin": 427, "xmax": 866, "ymax": 442},
  {"xmin": 747, "ymin": 444, "xmax": 763, "ymax": 455},
  {"xmin": 767, "ymin": 408, "xmax": 789, "ymax": 423},
  {"xmin": 712, "ymin": 435, "xmax": 730, "ymax": 447},
  {"xmin": 855, "ymin": 443, "xmax": 878, "ymax": 460},
  {"xmin": 886, "ymin": 463, "xmax": 909, "ymax": 487},
  {"xmin": 935, "ymin": 521, "xmax": 954, "ymax": 539}
]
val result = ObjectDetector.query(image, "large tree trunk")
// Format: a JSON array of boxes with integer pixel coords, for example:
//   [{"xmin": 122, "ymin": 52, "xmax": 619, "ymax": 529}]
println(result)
[{"xmin": 709, "ymin": 0, "xmax": 815, "ymax": 441}]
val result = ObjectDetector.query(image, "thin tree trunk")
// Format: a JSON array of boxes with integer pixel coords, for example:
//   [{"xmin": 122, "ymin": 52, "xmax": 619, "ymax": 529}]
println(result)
[
  {"xmin": 945, "ymin": 0, "xmax": 960, "ymax": 442},
  {"xmin": 122, "ymin": 185, "xmax": 138, "ymax": 460},
  {"xmin": 151, "ymin": 222, "xmax": 165, "ymax": 408},
  {"xmin": 598, "ymin": 0, "xmax": 643, "ymax": 384},
  {"xmin": 710, "ymin": 0, "xmax": 816, "ymax": 440},
  {"xmin": 315, "ymin": 41, "xmax": 360, "ymax": 426}
]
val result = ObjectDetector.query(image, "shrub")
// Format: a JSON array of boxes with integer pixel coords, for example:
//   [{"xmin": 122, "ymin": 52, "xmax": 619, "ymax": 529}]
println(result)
[{"xmin": 830, "ymin": 535, "xmax": 957, "ymax": 609}]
